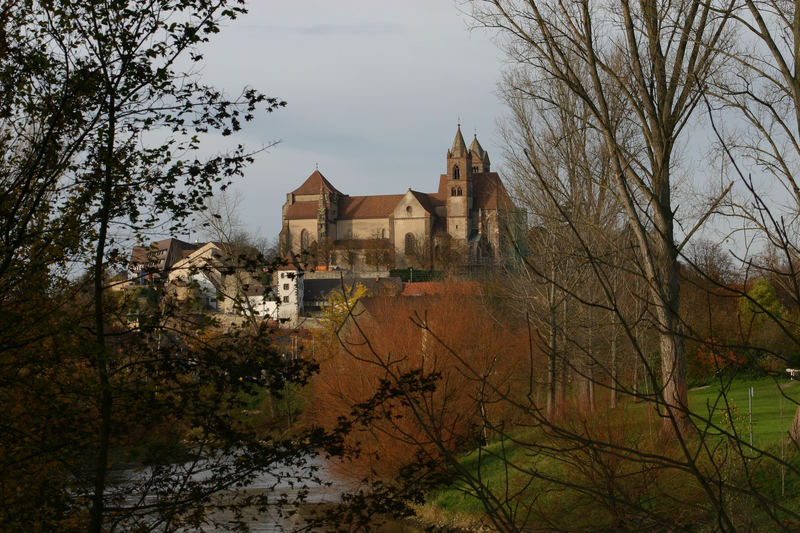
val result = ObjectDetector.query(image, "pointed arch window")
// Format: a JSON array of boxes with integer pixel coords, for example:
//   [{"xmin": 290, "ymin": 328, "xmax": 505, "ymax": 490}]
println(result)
[
  {"xmin": 300, "ymin": 229, "xmax": 309, "ymax": 250},
  {"xmin": 404, "ymin": 233, "xmax": 416, "ymax": 256},
  {"xmin": 457, "ymin": 187, "xmax": 463, "ymax": 196},
  {"xmin": 451, "ymin": 187, "xmax": 456, "ymax": 196},
  {"xmin": 453, "ymin": 165, "xmax": 460, "ymax": 179}
]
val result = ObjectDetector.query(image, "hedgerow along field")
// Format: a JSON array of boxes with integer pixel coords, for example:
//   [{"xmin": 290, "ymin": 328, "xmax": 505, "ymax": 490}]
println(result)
[{"xmin": 424, "ymin": 377, "xmax": 800, "ymax": 530}]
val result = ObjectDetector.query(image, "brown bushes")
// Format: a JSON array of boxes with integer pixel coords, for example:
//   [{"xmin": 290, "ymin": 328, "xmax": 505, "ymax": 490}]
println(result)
[{"xmin": 308, "ymin": 289, "xmax": 532, "ymax": 481}]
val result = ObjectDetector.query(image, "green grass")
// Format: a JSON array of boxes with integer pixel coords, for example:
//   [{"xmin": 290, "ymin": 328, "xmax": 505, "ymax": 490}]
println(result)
[
  {"xmin": 689, "ymin": 376, "xmax": 800, "ymax": 448},
  {"xmin": 424, "ymin": 377, "xmax": 800, "ymax": 530}
]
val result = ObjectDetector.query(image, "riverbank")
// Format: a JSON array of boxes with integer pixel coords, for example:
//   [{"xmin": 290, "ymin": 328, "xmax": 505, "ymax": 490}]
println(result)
[{"xmin": 411, "ymin": 504, "xmax": 495, "ymax": 532}]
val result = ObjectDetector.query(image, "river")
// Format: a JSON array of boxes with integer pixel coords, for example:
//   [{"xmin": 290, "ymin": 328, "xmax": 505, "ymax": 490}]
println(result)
[{"xmin": 115, "ymin": 454, "xmax": 424, "ymax": 532}]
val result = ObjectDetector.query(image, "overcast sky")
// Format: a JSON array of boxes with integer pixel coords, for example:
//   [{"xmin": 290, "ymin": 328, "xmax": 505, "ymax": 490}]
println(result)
[{"xmin": 189, "ymin": 0, "xmax": 507, "ymax": 242}]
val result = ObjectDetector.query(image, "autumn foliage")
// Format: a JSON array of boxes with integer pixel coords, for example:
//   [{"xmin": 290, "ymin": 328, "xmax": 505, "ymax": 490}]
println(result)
[
  {"xmin": 693, "ymin": 338, "xmax": 745, "ymax": 375},
  {"xmin": 308, "ymin": 287, "xmax": 532, "ymax": 480}
]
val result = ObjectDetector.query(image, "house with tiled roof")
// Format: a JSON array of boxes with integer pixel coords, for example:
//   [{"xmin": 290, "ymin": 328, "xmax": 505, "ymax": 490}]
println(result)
[
  {"xmin": 129, "ymin": 238, "xmax": 204, "ymax": 282},
  {"xmin": 165, "ymin": 241, "xmax": 268, "ymax": 315},
  {"xmin": 279, "ymin": 125, "xmax": 516, "ymax": 270},
  {"xmin": 401, "ymin": 281, "xmax": 482, "ymax": 297}
]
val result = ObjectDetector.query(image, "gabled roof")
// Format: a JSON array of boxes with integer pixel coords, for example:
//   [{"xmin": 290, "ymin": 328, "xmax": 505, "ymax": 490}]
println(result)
[
  {"xmin": 339, "ymin": 194, "xmax": 404, "ymax": 219},
  {"xmin": 129, "ymin": 238, "xmax": 203, "ymax": 272},
  {"xmin": 171, "ymin": 241, "xmax": 260, "ymax": 274},
  {"xmin": 179, "ymin": 241, "xmax": 222, "ymax": 262},
  {"xmin": 285, "ymin": 201, "xmax": 319, "ymax": 220},
  {"xmin": 408, "ymin": 190, "xmax": 437, "ymax": 215},
  {"xmin": 473, "ymin": 172, "xmax": 513, "ymax": 210},
  {"xmin": 291, "ymin": 170, "xmax": 343, "ymax": 196},
  {"xmin": 450, "ymin": 124, "xmax": 468, "ymax": 158}
]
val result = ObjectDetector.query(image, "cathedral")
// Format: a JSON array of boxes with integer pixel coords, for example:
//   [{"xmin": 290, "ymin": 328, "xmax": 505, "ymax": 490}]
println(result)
[{"xmin": 279, "ymin": 125, "xmax": 515, "ymax": 270}]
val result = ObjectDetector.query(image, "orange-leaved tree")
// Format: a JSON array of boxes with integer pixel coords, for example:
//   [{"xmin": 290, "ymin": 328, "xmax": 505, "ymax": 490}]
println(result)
[{"xmin": 309, "ymin": 287, "xmax": 532, "ymax": 481}]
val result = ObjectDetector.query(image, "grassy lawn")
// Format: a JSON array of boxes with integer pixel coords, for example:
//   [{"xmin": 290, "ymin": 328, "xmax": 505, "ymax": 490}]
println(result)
[
  {"xmin": 424, "ymin": 377, "xmax": 800, "ymax": 530},
  {"xmin": 689, "ymin": 376, "xmax": 800, "ymax": 448}
]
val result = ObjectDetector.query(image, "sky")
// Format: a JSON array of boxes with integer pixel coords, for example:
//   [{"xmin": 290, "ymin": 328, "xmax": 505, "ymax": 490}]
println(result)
[{"xmin": 190, "ymin": 0, "xmax": 508, "ymax": 242}]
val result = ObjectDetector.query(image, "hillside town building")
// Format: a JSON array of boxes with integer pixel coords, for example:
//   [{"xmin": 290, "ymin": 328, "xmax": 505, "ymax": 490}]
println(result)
[
  {"xmin": 124, "ymin": 238, "xmax": 473, "ymax": 329},
  {"xmin": 128, "ymin": 238, "xmax": 204, "ymax": 282},
  {"xmin": 279, "ymin": 125, "xmax": 515, "ymax": 270}
]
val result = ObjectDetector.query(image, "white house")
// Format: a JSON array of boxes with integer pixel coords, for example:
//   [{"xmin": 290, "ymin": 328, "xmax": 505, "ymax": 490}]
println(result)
[
  {"xmin": 167, "ymin": 241, "xmax": 268, "ymax": 316},
  {"xmin": 274, "ymin": 252, "xmax": 304, "ymax": 325},
  {"xmin": 167, "ymin": 242, "xmax": 223, "ymax": 310}
]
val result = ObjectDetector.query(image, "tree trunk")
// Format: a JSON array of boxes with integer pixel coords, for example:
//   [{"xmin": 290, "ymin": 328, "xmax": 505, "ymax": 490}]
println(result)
[
  {"xmin": 653, "ymin": 199, "xmax": 691, "ymax": 438},
  {"xmin": 89, "ymin": 97, "xmax": 116, "ymax": 533},
  {"xmin": 790, "ymin": 405, "xmax": 800, "ymax": 443},
  {"xmin": 546, "ymin": 280, "xmax": 558, "ymax": 421},
  {"xmin": 558, "ymin": 299, "xmax": 568, "ymax": 418},
  {"xmin": 610, "ymin": 319, "xmax": 618, "ymax": 409}
]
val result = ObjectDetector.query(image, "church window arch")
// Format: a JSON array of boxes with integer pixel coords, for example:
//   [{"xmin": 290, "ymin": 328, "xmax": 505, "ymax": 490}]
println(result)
[
  {"xmin": 451, "ymin": 187, "xmax": 456, "ymax": 196},
  {"xmin": 457, "ymin": 187, "xmax": 463, "ymax": 196},
  {"xmin": 453, "ymin": 165, "xmax": 460, "ymax": 179},
  {"xmin": 406, "ymin": 206, "xmax": 412, "ymax": 216},
  {"xmin": 381, "ymin": 228, "xmax": 387, "ymax": 239},
  {"xmin": 404, "ymin": 233, "xmax": 416, "ymax": 256},
  {"xmin": 300, "ymin": 229, "xmax": 309, "ymax": 250}
]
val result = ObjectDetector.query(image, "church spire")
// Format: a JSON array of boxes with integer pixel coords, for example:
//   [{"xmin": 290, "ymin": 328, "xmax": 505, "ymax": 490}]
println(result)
[
  {"xmin": 451, "ymin": 124, "xmax": 468, "ymax": 158},
  {"xmin": 469, "ymin": 133, "xmax": 485, "ymax": 160}
]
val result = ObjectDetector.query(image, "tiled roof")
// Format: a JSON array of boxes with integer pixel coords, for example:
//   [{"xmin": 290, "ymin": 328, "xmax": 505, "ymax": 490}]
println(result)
[
  {"xmin": 436, "ymin": 175, "xmax": 449, "ymax": 200},
  {"xmin": 401, "ymin": 281, "xmax": 482, "ymax": 297},
  {"xmin": 285, "ymin": 201, "xmax": 319, "ymax": 220},
  {"xmin": 339, "ymin": 195, "xmax": 404, "ymax": 219},
  {"xmin": 473, "ymin": 172, "xmax": 513, "ymax": 210},
  {"xmin": 129, "ymin": 238, "xmax": 202, "ymax": 271},
  {"xmin": 291, "ymin": 170, "xmax": 343, "ymax": 196},
  {"xmin": 283, "ymin": 168, "xmax": 511, "ymax": 225},
  {"xmin": 408, "ymin": 190, "xmax": 437, "ymax": 215},
  {"xmin": 288, "ymin": 191, "xmax": 444, "ymax": 221},
  {"xmin": 169, "ymin": 238, "xmax": 203, "ymax": 256}
]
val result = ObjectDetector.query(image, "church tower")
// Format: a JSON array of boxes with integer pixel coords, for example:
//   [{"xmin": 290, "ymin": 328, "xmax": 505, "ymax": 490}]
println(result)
[
  {"xmin": 446, "ymin": 124, "xmax": 473, "ymax": 241},
  {"xmin": 469, "ymin": 133, "xmax": 490, "ymax": 173}
]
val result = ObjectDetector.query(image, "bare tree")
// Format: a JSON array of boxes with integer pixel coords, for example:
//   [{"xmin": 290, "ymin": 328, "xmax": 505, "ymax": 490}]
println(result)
[
  {"xmin": 472, "ymin": 0, "xmax": 734, "ymax": 437},
  {"xmin": 711, "ymin": 0, "xmax": 800, "ymax": 441},
  {"xmin": 198, "ymin": 191, "xmax": 273, "ymax": 327},
  {"xmin": 499, "ymin": 72, "xmax": 626, "ymax": 419}
]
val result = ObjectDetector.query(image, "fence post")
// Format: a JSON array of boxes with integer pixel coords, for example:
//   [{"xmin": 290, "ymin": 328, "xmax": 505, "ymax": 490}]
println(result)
[{"xmin": 749, "ymin": 386, "xmax": 754, "ymax": 447}]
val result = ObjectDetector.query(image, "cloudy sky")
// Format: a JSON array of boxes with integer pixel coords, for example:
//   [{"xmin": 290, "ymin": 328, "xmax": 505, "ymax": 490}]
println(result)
[{"xmin": 192, "ymin": 0, "xmax": 507, "ymax": 242}]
